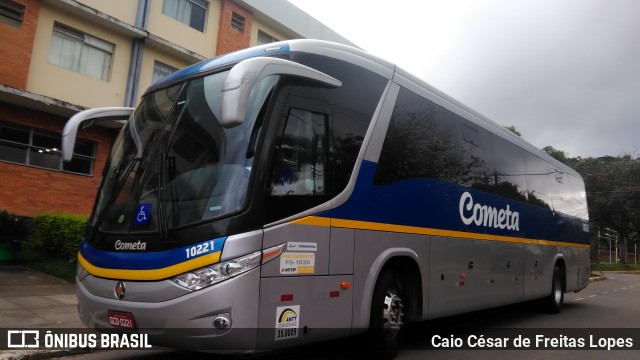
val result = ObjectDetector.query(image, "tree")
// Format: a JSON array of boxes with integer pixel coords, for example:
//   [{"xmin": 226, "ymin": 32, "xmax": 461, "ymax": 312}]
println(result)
[
  {"xmin": 505, "ymin": 125, "xmax": 521, "ymax": 137},
  {"xmin": 543, "ymin": 145, "xmax": 573, "ymax": 166},
  {"xmin": 573, "ymin": 155, "xmax": 640, "ymax": 264}
]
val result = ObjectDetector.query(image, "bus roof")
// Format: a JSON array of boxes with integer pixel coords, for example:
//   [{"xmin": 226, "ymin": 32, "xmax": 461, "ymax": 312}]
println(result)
[
  {"xmin": 146, "ymin": 39, "xmax": 579, "ymax": 179},
  {"xmin": 147, "ymin": 39, "xmax": 395, "ymax": 94}
]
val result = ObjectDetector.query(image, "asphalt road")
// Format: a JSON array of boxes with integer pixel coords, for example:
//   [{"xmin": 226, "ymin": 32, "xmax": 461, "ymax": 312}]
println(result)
[{"xmin": 54, "ymin": 272, "xmax": 640, "ymax": 360}]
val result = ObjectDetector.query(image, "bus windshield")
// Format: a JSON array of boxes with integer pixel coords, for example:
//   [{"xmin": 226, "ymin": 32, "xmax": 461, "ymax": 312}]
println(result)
[{"xmin": 91, "ymin": 70, "xmax": 277, "ymax": 234}]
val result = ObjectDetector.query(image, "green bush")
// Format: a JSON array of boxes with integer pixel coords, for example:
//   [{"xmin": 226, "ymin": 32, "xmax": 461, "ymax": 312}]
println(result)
[
  {"xmin": 34, "ymin": 213, "xmax": 88, "ymax": 262},
  {"xmin": 0, "ymin": 210, "xmax": 34, "ymax": 262},
  {"xmin": 0, "ymin": 210, "xmax": 34, "ymax": 251}
]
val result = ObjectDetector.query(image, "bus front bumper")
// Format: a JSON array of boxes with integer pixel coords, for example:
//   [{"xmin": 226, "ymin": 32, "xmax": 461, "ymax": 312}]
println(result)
[{"xmin": 76, "ymin": 267, "xmax": 261, "ymax": 352}]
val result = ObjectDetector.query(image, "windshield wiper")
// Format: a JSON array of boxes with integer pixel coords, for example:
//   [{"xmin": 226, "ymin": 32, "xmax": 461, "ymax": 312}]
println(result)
[
  {"xmin": 89, "ymin": 158, "xmax": 140, "ymax": 241},
  {"xmin": 158, "ymin": 152, "xmax": 168, "ymax": 240}
]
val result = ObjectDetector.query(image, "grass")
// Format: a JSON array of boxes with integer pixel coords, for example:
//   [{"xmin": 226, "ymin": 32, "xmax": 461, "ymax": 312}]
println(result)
[{"xmin": 592, "ymin": 263, "xmax": 640, "ymax": 272}]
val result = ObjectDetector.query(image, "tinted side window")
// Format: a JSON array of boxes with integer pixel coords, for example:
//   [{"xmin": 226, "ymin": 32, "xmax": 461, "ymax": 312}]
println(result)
[
  {"xmin": 265, "ymin": 55, "xmax": 387, "ymax": 223},
  {"xmin": 271, "ymin": 108, "xmax": 327, "ymax": 196},
  {"xmin": 265, "ymin": 99, "xmax": 331, "ymax": 223},
  {"xmin": 488, "ymin": 135, "xmax": 527, "ymax": 202},
  {"xmin": 375, "ymin": 87, "xmax": 494, "ymax": 187},
  {"xmin": 291, "ymin": 53, "xmax": 388, "ymax": 191},
  {"xmin": 567, "ymin": 174, "xmax": 588, "ymax": 220},
  {"xmin": 374, "ymin": 87, "xmax": 458, "ymax": 185},
  {"xmin": 523, "ymin": 153, "xmax": 554, "ymax": 209},
  {"xmin": 547, "ymin": 165, "xmax": 573, "ymax": 215},
  {"xmin": 524, "ymin": 154, "xmax": 586, "ymax": 216},
  {"xmin": 451, "ymin": 114, "xmax": 493, "ymax": 189}
]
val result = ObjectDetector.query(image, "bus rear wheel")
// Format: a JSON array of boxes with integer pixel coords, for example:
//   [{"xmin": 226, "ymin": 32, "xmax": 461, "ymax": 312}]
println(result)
[
  {"xmin": 543, "ymin": 265, "xmax": 564, "ymax": 314},
  {"xmin": 368, "ymin": 269, "xmax": 405, "ymax": 359}
]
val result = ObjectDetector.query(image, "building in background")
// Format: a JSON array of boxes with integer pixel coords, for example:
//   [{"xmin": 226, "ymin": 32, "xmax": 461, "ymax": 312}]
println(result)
[{"xmin": 0, "ymin": 0, "xmax": 353, "ymax": 217}]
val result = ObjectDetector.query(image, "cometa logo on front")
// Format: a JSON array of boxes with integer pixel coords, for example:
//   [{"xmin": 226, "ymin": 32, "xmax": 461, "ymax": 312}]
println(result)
[
  {"xmin": 114, "ymin": 240, "xmax": 147, "ymax": 251},
  {"xmin": 459, "ymin": 192, "xmax": 520, "ymax": 231}
]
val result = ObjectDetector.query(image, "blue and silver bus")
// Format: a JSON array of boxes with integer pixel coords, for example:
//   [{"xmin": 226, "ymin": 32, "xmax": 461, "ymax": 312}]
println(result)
[{"xmin": 62, "ymin": 39, "xmax": 589, "ymax": 358}]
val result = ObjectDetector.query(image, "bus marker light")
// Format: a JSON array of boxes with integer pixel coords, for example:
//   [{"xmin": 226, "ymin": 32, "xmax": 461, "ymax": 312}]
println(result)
[
  {"xmin": 460, "ymin": 273, "xmax": 466, "ymax": 279},
  {"xmin": 340, "ymin": 281, "xmax": 351, "ymax": 289},
  {"xmin": 329, "ymin": 291, "xmax": 340, "ymax": 298},
  {"xmin": 281, "ymin": 294, "xmax": 293, "ymax": 302},
  {"xmin": 262, "ymin": 244, "xmax": 286, "ymax": 264}
]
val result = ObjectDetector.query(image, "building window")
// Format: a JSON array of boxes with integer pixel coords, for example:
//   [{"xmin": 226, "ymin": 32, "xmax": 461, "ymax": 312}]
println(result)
[
  {"xmin": 162, "ymin": 0, "xmax": 208, "ymax": 32},
  {"xmin": 152, "ymin": 61, "xmax": 178, "ymax": 84},
  {"xmin": 0, "ymin": 0, "xmax": 24, "ymax": 27},
  {"xmin": 231, "ymin": 12, "xmax": 245, "ymax": 33},
  {"xmin": 257, "ymin": 30, "xmax": 278, "ymax": 45},
  {"xmin": 0, "ymin": 122, "xmax": 96, "ymax": 176},
  {"xmin": 48, "ymin": 23, "xmax": 114, "ymax": 81}
]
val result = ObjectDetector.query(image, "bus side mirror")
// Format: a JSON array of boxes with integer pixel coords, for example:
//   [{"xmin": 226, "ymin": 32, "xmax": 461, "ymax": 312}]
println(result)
[
  {"xmin": 62, "ymin": 107, "xmax": 134, "ymax": 161},
  {"xmin": 220, "ymin": 57, "xmax": 342, "ymax": 128}
]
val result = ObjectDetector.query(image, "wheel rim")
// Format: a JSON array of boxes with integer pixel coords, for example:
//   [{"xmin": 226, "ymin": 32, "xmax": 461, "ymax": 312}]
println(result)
[
  {"xmin": 553, "ymin": 276, "xmax": 562, "ymax": 304},
  {"xmin": 382, "ymin": 288, "xmax": 404, "ymax": 341}
]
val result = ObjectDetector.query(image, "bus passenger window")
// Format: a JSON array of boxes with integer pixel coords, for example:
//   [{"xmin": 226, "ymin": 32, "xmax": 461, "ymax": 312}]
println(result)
[
  {"xmin": 271, "ymin": 108, "xmax": 327, "ymax": 196},
  {"xmin": 489, "ymin": 135, "xmax": 527, "ymax": 202},
  {"xmin": 523, "ymin": 153, "xmax": 554, "ymax": 210}
]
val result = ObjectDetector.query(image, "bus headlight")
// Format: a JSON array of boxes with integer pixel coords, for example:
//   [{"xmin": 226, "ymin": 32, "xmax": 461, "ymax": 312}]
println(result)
[{"xmin": 172, "ymin": 251, "xmax": 261, "ymax": 291}]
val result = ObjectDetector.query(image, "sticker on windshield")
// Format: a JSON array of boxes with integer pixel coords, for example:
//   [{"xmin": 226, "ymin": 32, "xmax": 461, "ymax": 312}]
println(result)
[{"xmin": 134, "ymin": 203, "xmax": 152, "ymax": 225}]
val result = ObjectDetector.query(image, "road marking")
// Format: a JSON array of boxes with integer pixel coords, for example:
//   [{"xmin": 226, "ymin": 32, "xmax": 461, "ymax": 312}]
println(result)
[
  {"xmin": 621, "ymin": 288, "xmax": 627, "ymax": 290},
  {"xmin": 604, "ymin": 291, "xmax": 609, "ymax": 294},
  {"xmin": 588, "ymin": 295, "xmax": 597, "ymax": 298},
  {"xmin": 574, "ymin": 298, "xmax": 584, "ymax": 301}
]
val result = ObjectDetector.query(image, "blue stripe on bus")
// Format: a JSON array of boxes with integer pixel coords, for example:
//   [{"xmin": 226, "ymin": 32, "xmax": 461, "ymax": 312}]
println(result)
[
  {"xmin": 322, "ymin": 160, "xmax": 589, "ymax": 245},
  {"xmin": 79, "ymin": 237, "xmax": 226, "ymax": 271}
]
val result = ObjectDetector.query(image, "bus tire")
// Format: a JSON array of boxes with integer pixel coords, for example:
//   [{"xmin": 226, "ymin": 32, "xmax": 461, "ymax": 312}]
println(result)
[
  {"xmin": 368, "ymin": 269, "xmax": 405, "ymax": 359},
  {"xmin": 543, "ymin": 265, "xmax": 564, "ymax": 314}
]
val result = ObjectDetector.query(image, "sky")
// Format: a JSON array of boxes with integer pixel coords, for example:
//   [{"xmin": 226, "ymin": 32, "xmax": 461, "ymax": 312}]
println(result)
[{"xmin": 288, "ymin": 0, "xmax": 640, "ymax": 158}]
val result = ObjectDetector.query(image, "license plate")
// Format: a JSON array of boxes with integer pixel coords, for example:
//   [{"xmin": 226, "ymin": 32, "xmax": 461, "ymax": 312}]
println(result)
[{"xmin": 108, "ymin": 310, "xmax": 136, "ymax": 329}]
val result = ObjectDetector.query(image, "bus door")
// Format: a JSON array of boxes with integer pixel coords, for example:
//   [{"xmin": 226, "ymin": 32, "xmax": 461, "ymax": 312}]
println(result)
[{"xmin": 256, "ymin": 92, "xmax": 353, "ymax": 348}]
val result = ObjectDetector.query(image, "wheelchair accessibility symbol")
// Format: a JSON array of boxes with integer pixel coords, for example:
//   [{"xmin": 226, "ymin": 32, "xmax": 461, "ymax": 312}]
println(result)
[{"xmin": 134, "ymin": 203, "xmax": 152, "ymax": 225}]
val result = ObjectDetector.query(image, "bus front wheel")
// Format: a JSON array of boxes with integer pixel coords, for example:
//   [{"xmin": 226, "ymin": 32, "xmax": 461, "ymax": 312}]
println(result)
[{"xmin": 368, "ymin": 269, "xmax": 405, "ymax": 359}]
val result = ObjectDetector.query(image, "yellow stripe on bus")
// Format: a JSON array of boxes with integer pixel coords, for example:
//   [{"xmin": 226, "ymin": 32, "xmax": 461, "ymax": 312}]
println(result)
[
  {"xmin": 293, "ymin": 216, "xmax": 590, "ymax": 249},
  {"xmin": 78, "ymin": 251, "xmax": 221, "ymax": 281}
]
